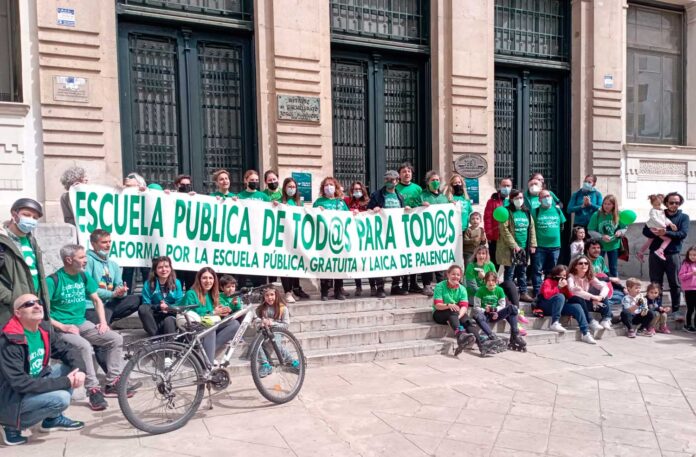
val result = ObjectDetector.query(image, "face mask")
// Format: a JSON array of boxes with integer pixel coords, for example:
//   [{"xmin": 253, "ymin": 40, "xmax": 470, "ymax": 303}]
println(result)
[
  {"xmin": 268, "ymin": 182, "xmax": 279, "ymax": 191},
  {"xmin": 286, "ymin": 187, "xmax": 297, "ymax": 197},
  {"xmin": 529, "ymin": 184, "xmax": 541, "ymax": 195},
  {"xmin": 324, "ymin": 185, "xmax": 335, "ymax": 196},
  {"xmin": 452, "ymin": 184, "xmax": 464, "ymax": 196},
  {"xmin": 582, "ymin": 182, "xmax": 593, "ymax": 191},
  {"xmin": 541, "ymin": 197, "xmax": 553, "ymax": 208},
  {"xmin": 178, "ymin": 183, "xmax": 192, "ymax": 193},
  {"xmin": 429, "ymin": 180, "xmax": 440, "ymax": 191},
  {"xmin": 385, "ymin": 182, "xmax": 396, "ymax": 190},
  {"xmin": 98, "ymin": 250, "xmax": 109, "ymax": 258},
  {"xmin": 513, "ymin": 199, "xmax": 524, "ymax": 209},
  {"xmin": 353, "ymin": 190, "xmax": 363, "ymax": 199},
  {"xmin": 500, "ymin": 186, "xmax": 511, "ymax": 197},
  {"xmin": 248, "ymin": 181, "xmax": 258, "ymax": 191},
  {"xmin": 16, "ymin": 217, "xmax": 38, "ymax": 234}
]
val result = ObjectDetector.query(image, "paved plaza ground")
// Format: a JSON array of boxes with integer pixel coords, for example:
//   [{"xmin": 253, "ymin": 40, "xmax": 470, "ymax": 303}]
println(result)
[{"xmin": 5, "ymin": 333, "xmax": 696, "ymax": 457}]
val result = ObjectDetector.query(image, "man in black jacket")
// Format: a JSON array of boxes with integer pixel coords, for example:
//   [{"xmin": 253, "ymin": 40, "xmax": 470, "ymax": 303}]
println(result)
[
  {"xmin": 642, "ymin": 192, "xmax": 690, "ymax": 312},
  {"xmin": 0, "ymin": 294, "xmax": 86, "ymax": 446}
]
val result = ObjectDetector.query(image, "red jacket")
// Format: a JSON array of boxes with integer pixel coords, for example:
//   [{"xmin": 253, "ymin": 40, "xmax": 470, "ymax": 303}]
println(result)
[
  {"xmin": 344, "ymin": 197, "xmax": 369, "ymax": 212},
  {"xmin": 540, "ymin": 278, "xmax": 573, "ymax": 300},
  {"xmin": 484, "ymin": 192, "xmax": 505, "ymax": 241}
]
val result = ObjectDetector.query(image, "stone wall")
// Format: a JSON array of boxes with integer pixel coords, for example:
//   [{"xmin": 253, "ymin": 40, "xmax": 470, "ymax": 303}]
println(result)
[{"xmin": 34, "ymin": 222, "xmax": 76, "ymax": 274}]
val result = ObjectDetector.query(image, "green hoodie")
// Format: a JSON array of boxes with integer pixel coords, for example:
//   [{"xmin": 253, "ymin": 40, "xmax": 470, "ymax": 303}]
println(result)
[
  {"xmin": 85, "ymin": 249, "xmax": 124, "ymax": 309},
  {"xmin": 0, "ymin": 223, "xmax": 50, "ymax": 327}
]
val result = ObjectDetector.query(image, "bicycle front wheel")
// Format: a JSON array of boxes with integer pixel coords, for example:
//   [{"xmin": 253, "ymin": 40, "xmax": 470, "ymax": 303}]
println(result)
[
  {"xmin": 118, "ymin": 342, "xmax": 205, "ymax": 434},
  {"xmin": 249, "ymin": 327, "xmax": 306, "ymax": 404}
]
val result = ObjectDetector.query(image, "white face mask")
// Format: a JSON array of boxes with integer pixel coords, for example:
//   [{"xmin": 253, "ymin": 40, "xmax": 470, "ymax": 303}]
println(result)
[
  {"xmin": 324, "ymin": 185, "xmax": 335, "ymax": 196},
  {"xmin": 286, "ymin": 188, "xmax": 297, "ymax": 197},
  {"xmin": 528, "ymin": 185, "xmax": 541, "ymax": 196},
  {"xmin": 513, "ymin": 198, "xmax": 524, "ymax": 209},
  {"xmin": 353, "ymin": 191, "xmax": 363, "ymax": 199}
]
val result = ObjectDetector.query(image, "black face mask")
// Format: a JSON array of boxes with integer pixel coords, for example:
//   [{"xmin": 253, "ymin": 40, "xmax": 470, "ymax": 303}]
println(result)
[
  {"xmin": 267, "ymin": 182, "xmax": 279, "ymax": 191},
  {"xmin": 178, "ymin": 183, "xmax": 193, "ymax": 193},
  {"xmin": 452, "ymin": 184, "xmax": 464, "ymax": 196},
  {"xmin": 248, "ymin": 181, "xmax": 258, "ymax": 191}
]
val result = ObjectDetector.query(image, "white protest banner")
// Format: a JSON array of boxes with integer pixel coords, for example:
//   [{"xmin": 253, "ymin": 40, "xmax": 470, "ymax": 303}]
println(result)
[{"xmin": 70, "ymin": 185, "xmax": 463, "ymax": 279}]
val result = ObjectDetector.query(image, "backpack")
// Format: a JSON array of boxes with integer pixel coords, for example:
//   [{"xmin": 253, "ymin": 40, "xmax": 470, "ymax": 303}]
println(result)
[{"xmin": 47, "ymin": 271, "xmax": 88, "ymax": 303}]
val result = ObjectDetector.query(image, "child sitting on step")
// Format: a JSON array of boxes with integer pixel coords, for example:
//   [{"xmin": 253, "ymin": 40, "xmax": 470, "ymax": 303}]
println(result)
[
  {"xmin": 646, "ymin": 283, "xmax": 671, "ymax": 334},
  {"xmin": 473, "ymin": 272, "xmax": 527, "ymax": 351},
  {"xmin": 621, "ymin": 278, "xmax": 655, "ymax": 338},
  {"xmin": 256, "ymin": 286, "xmax": 299, "ymax": 378}
]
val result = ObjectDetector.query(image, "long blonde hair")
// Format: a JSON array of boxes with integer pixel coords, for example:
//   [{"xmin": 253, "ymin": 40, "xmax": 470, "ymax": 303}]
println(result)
[
  {"xmin": 600, "ymin": 194, "xmax": 619, "ymax": 225},
  {"xmin": 444, "ymin": 173, "xmax": 469, "ymax": 201}
]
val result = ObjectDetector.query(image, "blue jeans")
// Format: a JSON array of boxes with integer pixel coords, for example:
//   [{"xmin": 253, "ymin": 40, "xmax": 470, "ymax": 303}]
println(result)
[
  {"xmin": 537, "ymin": 293, "xmax": 590, "ymax": 334},
  {"xmin": 473, "ymin": 304, "xmax": 519, "ymax": 336},
  {"xmin": 18, "ymin": 364, "xmax": 72, "ymax": 428},
  {"xmin": 568, "ymin": 296, "xmax": 612, "ymax": 324},
  {"xmin": 536, "ymin": 293, "xmax": 565, "ymax": 323},
  {"xmin": 602, "ymin": 249, "xmax": 619, "ymax": 278},
  {"xmin": 504, "ymin": 264, "xmax": 528, "ymax": 294},
  {"xmin": 533, "ymin": 247, "xmax": 560, "ymax": 294}
]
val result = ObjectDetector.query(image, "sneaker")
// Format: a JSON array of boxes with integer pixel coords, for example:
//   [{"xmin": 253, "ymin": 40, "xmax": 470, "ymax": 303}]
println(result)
[
  {"xmin": 259, "ymin": 363, "xmax": 273, "ymax": 378},
  {"xmin": 104, "ymin": 376, "xmax": 138, "ymax": 398},
  {"xmin": 645, "ymin": 328, "xmax": 656, "ymax": 337},
  {"xmin": 40, "ymin": 415, "xmax": 85, "ymax": 433},
  {"xmin": 589, "ymin": 320, "xmax": 602, "ymax": 332},
  {"xmin": 284, "ymin": 359, "xmax": 301, "ymax": 375},
  {"xmin": 334, "ymin": 293, "xmax": 346, "ymax": 301},
  {"xmin": 518, "ymin": 311, "xmax": 529, "ymax": 324},
  {"xmin": 408, "ymin": 284, "xmax": 424, "ymax": 294},
  {"xmin": 581, "ymin": 332, "xmax": 597, "ymax": 344},
  {"xmin": 390, "ymin": 286, "xmax": 408, "ymax": 296},
  {"xmin": 654, "ymin": 250, "xmax": 666, "ymax": 261},
  {"xmin": 294, "ymin": 288, "xmax": 310, "ymax": 300},
  {"xmin": 0, "ymin": 426, "xmax": 27, "ymax": 446},
  {"xmin": 369, "ymin": 287, "xmax": 377, "ymax": 297},
  {"xmin": 517, "ymin": 326, "xmax": 527, "ymax": 337},
  {"xmin": 600, "ymin": 319, "xmax": 613, "ymax": 330},
  {"xmin": 686, "ymin": 326, "xmax": 696, "ymax": 333},
  {"xmin": 321, "ymin": 295, "xmax": 328, "ymax": 301},
  {"xmin": 88, "ymin": 387, "xmax": 108, "ymax": 411},
  {"xmin": 354, "ymin": 287, "xmax": 362, "ymax": 297},
  {"xmin": 519, "ymin": 293, "xmax": 534, "ymax": 303},
  {"xmin": 284, "ymin": 292, "xmax": 296, "ymax": 303},
  {"xmin": 422, "ymin": 285, "xmax": 434, "ymax": 297},
  {"xmin": 627, "ymin": 329, "xmax": 637, "ymax": 338},
  {"xmin": 658, "ymin": 324, "xmax": 671, "ymax": 334},
  {"xmin": 549, "ymin": 321, "xmax": 567, "ymax": 333},
  {"xmin": 376, "ymin": 288, "xmax": 386, "ymax": 299}
]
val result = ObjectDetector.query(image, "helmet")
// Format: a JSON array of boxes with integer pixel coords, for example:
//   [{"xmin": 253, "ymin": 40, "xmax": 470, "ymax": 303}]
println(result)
[
  {"xmin": 11, "ymin": 198, "xmax": 43, "ymax": 218},
  {"xmin": 176, "ymin": 311, "xmax": 202, "ymax": 331}
]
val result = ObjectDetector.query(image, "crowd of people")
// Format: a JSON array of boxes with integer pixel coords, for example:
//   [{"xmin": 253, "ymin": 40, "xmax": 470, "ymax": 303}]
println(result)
[{"xmin": 0, "ymin": 163, "xmax": 694, "ymax": 445}]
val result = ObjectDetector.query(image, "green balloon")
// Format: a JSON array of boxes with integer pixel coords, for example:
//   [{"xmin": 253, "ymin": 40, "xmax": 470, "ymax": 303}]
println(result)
[
  {"xmin": 147, "ymin": 183, "xmax": 163, "ymax": 191},
  {"xmin": 493, "ymin": 206, "xmax": 509, "ymax": 223},
  {"xmin": 619, "ymin": 209, "xmax": 637, "ymax": 225}
]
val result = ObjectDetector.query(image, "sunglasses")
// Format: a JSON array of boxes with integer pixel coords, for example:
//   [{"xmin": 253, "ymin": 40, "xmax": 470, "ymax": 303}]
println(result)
[
  {"xmin": 126, "ymin": 174, "xmax": 137, "ymax": 180},
  {"xmin": 17, "ymin": 299, "xmax": 42, "ymax": 310},
  {"xmin": 667, "ymin": 201, "xmax": 680, "ymax": 206},
  {"xmin": 577, "ymin": 261, "xmax": 589, "ymax": 265}
]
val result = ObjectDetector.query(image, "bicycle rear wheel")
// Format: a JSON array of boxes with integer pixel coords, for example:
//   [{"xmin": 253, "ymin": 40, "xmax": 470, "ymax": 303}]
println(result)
[
  {"xmin": 249, "ymin": 327, "xmax": 306, "ymax": 404},
  {"xmin": 118, "ymin": 342, "xmax": 205, "ymax": 434}
]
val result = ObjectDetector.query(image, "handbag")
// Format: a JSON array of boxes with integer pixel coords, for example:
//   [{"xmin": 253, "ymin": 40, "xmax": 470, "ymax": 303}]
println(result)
[{"xmin": 618, "ymin": 237, "xmax": 630, "ymax": 262}]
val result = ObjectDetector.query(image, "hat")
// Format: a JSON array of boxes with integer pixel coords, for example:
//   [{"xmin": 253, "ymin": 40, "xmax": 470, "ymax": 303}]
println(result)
[
  {"xmin": 384, "ymin": 170, "xmax": 399, "ymax": 180},
  {"xmin": 11, "ymin": 198, "xmax": 43, "ymax": 217}
]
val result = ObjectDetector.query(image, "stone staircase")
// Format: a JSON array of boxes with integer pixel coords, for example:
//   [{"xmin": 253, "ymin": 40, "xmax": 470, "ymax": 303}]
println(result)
[{"xmin": 114, "ymin": 284, "xmax": 684, "ymax": 376}]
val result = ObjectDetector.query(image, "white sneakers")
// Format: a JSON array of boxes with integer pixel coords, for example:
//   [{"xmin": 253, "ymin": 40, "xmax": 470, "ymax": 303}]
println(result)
[
  {"xmin": 589, "ymin": 320, "xmax": 602, "ymax": 332},
  {"xmin": 581, "ymin": 332, "xmax": 597, "ymax": 344},
  {"xmin": 549, "ymin": 321, "xmax": 567, "ymax": 333},
  {"xmin": 600, "ymin": 319, "xmax": 613, "ymax": 330},
  {"xmin": 285, "ymin": 292, "xmax": 296, "ymax": 303}
]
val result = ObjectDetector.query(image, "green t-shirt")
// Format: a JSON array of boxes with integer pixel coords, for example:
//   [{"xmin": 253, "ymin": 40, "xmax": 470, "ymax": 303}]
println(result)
[
  {"xmin": 313, "ymin": 197, "xmax": 349, "ymax": 211},
  {"xmin": 237, "ymin": 190, "xmax": 271, "ymax": 202},
  {"xmin": 263, "ymin": 188, "xmax": 282, "ymax": 201},
  {"xmin": 432, "ymin": 281, "xmax": 468, "ymax": 311},
  {"xmin": 210, "ymin": 191, "xmax": 236, "ymax": 199},
  {"xmin": 525, "ymin": 190, "xmax": 559, "ymax": 211},
  {"xmin": 383, "ymin": 192, "xmax": 402, "ymax": 209},
  {"xmin": 396, "ymin": 182, "xmax": 422, "ymax": 208},
  {"xmin": 220, "ymin": 293, "xmax": 243, "ymax": 313},
  {"xmin": 533, "ymin": 206, "xmax": 566, "ymax": 248},
  {"xmin": 19, "ymin": 236, "xmax": 40, "ymax": 292},
  {"xmin": 47, "ymin": 269, "xmax": 99, "ymax": 326},
  {"xmin": 511, "ymin": 210, "xmax": 530, "ymax": 247},
  {"xmin": 419, "ymin": 190, "xmax": 450, "ymax": 206},
  {"xmin": 464, "ymin": 261, "xmax": 497, "ymax": 297},
  {"xmin": 588, "ymin": 212, "xmax": 626, "ymax": 252},
  {"xmin": 284, "ymin": 199, "xmax": 298, "ymax": 206},
  {"xmin": 452, "ymin": 195, "xmax": 473, "ymax": 230},
  {"xmin": 475, "ymin": 286, "xmax": 506, "ymax": 310},
  {"xmin": 592, "ymin": 256, "xmax": 609, "ymax": 275},
  {"xmin": 24, "ymin": 328, "xmax": 45, "ymax": 377},
  {"xmin": 182, "ymin": 289, "xmax": 216, "ymax": 317}
]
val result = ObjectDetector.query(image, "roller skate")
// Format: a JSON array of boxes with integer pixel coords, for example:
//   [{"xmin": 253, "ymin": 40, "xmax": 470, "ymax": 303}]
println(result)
[
  {"xmin": 488, "ymin": 333, "xmax": 508, "ymax": 353},
  {"xmin": 453, "ymin": 332, "xmax": 476, "ymax": 356},
  {"xmin": 478, "ymin": 338, "xmax": 500, "ymax": 357},
  {"xmin": 508, "ymin": 333, "xmax": 527, "ymax": 352}
]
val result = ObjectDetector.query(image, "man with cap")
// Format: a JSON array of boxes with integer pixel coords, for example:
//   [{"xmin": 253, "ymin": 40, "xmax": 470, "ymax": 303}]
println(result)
[
  {"xmin": 0, "ymin": 294, "xmax": 86, "ymax": 446},
  {"xmin": 368, "ymin": 170, "xmax": 408, "ymax": 298},
  {"xmin": 0, "ymin": 198, "xmax": 50, "ymax": 327}
]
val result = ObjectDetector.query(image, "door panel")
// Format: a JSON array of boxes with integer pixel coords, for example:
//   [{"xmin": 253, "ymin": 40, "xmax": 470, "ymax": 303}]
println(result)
[{"xmin": 384, "ymin": 64, "xmax": 419, "ymax": 177}]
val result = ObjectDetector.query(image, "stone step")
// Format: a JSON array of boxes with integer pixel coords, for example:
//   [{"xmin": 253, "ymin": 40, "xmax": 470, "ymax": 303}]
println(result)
[{"xmin": 288, "ymin": 307, "xmax": 432, "ymax": 332}]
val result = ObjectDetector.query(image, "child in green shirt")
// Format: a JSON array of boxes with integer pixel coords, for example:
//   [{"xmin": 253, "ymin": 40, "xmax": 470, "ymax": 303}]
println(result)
[{"xmin": 472, "ymin": 272, "xmax": 527, "ymax": 351}]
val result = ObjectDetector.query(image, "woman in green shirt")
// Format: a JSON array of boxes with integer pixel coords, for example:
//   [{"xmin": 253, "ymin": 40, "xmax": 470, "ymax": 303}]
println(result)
[
  {"xmin": 313, "ymin": 176, "xmax": 349, "ymax": 301},
  {"xmin": 263, "ymin": 170, "xmax": 282, "ymax": 201},
  {"xmin": 497, "ymin": 189, "xmax": 536, "ymax": 302},
  {"xmin": 464, "ymin": 246, "xmax": 497, "ymax": 298},
  {"xmin": 279, "ymin": 177, "xmax": 311, "ymax": 302},
  {"xmin": 182, "ymin": 267, "xmax": 240, "ymax": 362},
  {"xmin": 237, "ymin": 170, "xmax": 271, "ymax": 202},
  {"xmin": 444, "ymin": 173, "xmax": 473, "ymax": 233},
  {"xmin": 210, "ymin": 169, "xmax": 236, "ymax": 200},
  {"xmin": 587, "ymin": 194, "xmax": 626, "ymax": 278},
  {"xmin": 419, "ymin": 170, "xmax": 451, "ymax": 296}
]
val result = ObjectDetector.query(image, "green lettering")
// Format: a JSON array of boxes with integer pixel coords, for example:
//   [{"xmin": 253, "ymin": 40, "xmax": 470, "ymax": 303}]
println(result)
[
  {"xmin": 150, "ymin": 197, "xmax": 163, "ymax": 237},
  {"xmin": 86, "ymin": 192, "xmax": 98, "ymax": 233}
]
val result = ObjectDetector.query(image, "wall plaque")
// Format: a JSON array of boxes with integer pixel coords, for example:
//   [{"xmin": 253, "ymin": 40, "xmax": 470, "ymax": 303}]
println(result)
[
  {"xmin": 53, "ymin": 76, "xmax": 89, "ymax": 103},
  {"xmin": 277, "ymin": 95, "xmax": 320, "ymax": 122},
  {"xmin": 453, "ymin": 154, "xmax": 488, "ymax": 178}
]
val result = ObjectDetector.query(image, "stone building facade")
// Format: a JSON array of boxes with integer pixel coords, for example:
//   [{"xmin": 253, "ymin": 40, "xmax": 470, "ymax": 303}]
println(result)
[{"xmin": 1, "ymin": 0, "xmax": 695, "ymax": 222}]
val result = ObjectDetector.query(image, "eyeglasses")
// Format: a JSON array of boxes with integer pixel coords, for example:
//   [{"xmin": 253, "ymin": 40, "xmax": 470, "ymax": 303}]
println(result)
[
  {"xmin": 667, "ymin": 201, "xmax": 680, "ymax": 206},
  {"xmin": 126, "ymin": 174, "xmax": 136, "ymax": 179},
  {"xmin": 577, "ymin": 261, "xmax": 589, "ymax": 265},
  {"xmin": 17, "ymin": 300, "xmax": 42, "ymax": 310}
]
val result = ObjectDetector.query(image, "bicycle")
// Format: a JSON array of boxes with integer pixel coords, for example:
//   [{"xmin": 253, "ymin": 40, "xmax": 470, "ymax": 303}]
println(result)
[{"xmin": 117, "ymin": 285, "xmax": 306, "ymax": 434}]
